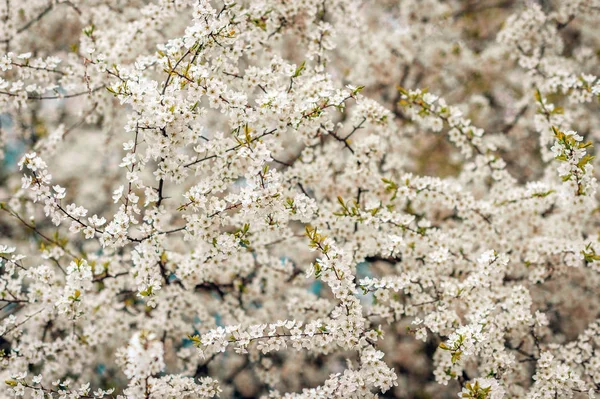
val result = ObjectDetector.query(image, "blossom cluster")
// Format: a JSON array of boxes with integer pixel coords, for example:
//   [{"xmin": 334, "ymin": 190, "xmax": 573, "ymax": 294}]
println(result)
[{"xmin": 1, "ymin": 0, "xmax": 600, "ymax": 398}]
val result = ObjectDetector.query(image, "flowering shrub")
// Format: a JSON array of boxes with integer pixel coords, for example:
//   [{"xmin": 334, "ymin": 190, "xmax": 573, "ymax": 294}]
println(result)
[{"xmin": 1, "ymin": 0, "xmax": 600, "ymax": 398}]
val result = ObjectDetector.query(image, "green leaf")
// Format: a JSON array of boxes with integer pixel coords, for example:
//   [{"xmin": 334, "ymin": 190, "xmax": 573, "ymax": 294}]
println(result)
[
  {"xmin": 577, "ymin": 154, "xmax": 595, "ymax": 170},
  {"xmin": 293, "ymin": 61, "xmax": 306, "ymax": 78}
]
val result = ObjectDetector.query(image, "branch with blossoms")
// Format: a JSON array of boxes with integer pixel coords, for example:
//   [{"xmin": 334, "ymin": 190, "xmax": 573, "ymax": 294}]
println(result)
[{"xmin": 1, "ymin": 1, "xmax": 600, "ymax": 398}]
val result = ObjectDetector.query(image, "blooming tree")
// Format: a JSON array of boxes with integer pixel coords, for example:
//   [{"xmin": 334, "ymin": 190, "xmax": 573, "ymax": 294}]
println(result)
[{"xmin": 0, "ymin": 0, "xmax": 600, "ymax": 398}]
